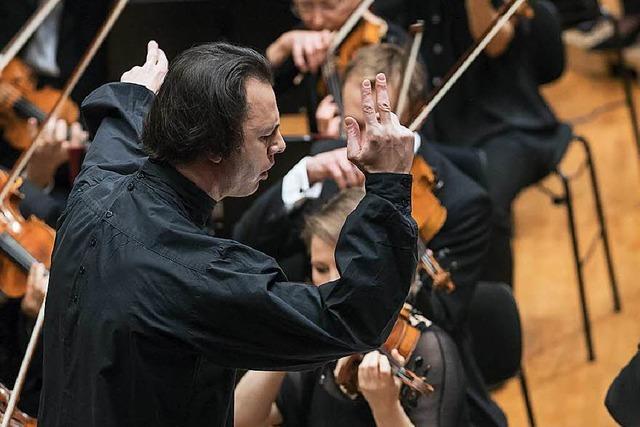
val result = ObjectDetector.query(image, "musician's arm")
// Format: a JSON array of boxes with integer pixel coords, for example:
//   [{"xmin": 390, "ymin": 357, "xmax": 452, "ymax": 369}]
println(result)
[{"xmin": 465, "ymin": 0, "xmax": 516, "ymax": 57}]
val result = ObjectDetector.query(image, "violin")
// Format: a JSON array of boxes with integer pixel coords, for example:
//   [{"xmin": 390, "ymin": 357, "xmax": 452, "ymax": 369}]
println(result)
[
  {"xmin": 0, "ymin": 385, "xmax": 36, "ymax": 427},
  {"xmin": 0, "ymin": 169, "xmax": 55, "ymax": 298},
  {"xmin": 0, "ymin": 58, "xmax": 79, "ymax": 151},
  {"xmin": 335, "ymin": 304, "xmax": 435, "ymax": 399}
]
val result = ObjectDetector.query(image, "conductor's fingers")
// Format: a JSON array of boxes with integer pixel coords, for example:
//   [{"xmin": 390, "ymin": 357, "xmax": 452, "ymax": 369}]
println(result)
[
  {"xmin": 374, "ymin": 73, "xmax": 392, "ymax": 125},
  {"xmin": 360, "ymin": 78, "xmax": 378, "ymax": 128},
  {"xmin": 145, "ymin": 40, "xmax": 159, "ymax": 66}
]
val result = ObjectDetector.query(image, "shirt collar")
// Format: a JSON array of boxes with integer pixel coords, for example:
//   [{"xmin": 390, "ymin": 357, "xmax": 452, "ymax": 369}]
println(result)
[{"xmin": 140, "ymin": 159, "xmax": 215, "ymax": 227}]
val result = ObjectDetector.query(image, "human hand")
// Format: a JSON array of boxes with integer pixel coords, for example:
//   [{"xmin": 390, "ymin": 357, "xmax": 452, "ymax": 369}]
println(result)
[
  {"xmin": 345, "ymin": 73, "xmax": 414, "ymax": 174},
  {"xmin": 358, "ymin": 349, "xmax": 405, "ymax": 408},
  {"xmin": 316, "ymin": 95, "xmax": 341, "ymax": 138},
  {"xmin": 306, "ymin": 147, "xmax": 364, "ymax": 189},
  {"xmin": 20, "ymin": 262, "xmax": 48, "ymax": 318},
  {"xmin": 25, "ymin": 118, "xmax": 88, "ymax": 189},
  {"xmin": 284, "ymin": 30, "xmax": 333, "ymax": 73},
  {"xmin": 120, "ymin": 40, "xmax": 168, "ymax": 94}
]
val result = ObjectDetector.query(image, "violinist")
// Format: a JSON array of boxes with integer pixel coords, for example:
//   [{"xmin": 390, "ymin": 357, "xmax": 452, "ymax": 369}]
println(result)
[
  {"xmin": 39, "ymin": 41, "xmax": 418, "ymax": 426},
  {"xmin": 406, "ymin": 0, "xmax": 568, "ymax": 286},
  {"xmin": 266, "ymin": 0, "xmax": 405, "ymax": 131},
  {"xmin": 235, "ymin": 188, "xmax": 469, "ymax": 427},
  {"xmin": 234, "ymin": 43, "xmax": 507, "ymax": 426}
]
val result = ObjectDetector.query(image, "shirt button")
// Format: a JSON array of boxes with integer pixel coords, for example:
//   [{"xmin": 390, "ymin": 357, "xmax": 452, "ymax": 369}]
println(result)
[
  {"xmin": 433, "ymin": 43, "xmax": 443, "ymax": 55},
  {"xmin": 431, "ymin": 14, "xmax": 441, "ymax": 25},
  {"xmin": 72, "ymin": 294, "xmax": 79, "ymax": 303},
  {"xmin": 89, "ymin": 238, "xmax": 97, "ymax": 247},
  {"xmin": 79, "ymin": 266, "xmax": 86, "ymax": 275},
  {"xmin": 105, "ymin": 210, "xmax": 113, "ymax": 218},
  {"xmin": 432, "ymin": 76, "xmax": 443, "ymax": 87}
]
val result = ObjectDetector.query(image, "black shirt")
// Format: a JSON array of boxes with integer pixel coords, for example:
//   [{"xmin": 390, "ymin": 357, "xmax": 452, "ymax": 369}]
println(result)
[{"xmin": 39, "ymin": 82, "xmax": 418, "ymax": 426}]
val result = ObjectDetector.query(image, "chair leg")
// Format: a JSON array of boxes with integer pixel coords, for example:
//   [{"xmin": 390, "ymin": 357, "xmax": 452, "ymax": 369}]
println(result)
[
  {"xmin": 558, "ymin": 170, "xmax": 596, "ymax": 361},
  {"xmin": 611, "ymin": 18, "xmax": 640, "ymax": 159},
  {"xmin": 518, "ymin": 368, "xmax": 536, "ymax": 427},
  {"xmin": 574, "ymin": 136, "xmax": 622, "ymax": 313}
]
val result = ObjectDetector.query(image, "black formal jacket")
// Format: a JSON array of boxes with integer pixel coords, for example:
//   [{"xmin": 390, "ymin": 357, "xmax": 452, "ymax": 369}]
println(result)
[{"xmin": 38, "ymin": 82, "xmax": 418, "ymax": 426}]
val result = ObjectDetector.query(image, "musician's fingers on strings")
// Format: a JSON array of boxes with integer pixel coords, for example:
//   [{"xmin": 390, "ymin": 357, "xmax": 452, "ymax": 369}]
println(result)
[
  {"xmin": 379, "ymin": 351, "xmax": 392, "ymax": 376},
  {"xmin": 292, "ymin": 42, "xmax": 307, "ymax": 72},
  {"xmin": 391, "ymin": 348, "xmax": 405, "ymax": 366},
  {"xmin": 374, "ymin": 73, "xmax": 392, "ymax": 125},
  {"xmin": 360, "ymin": 78, "xmax": 378, "ymax": 128}
]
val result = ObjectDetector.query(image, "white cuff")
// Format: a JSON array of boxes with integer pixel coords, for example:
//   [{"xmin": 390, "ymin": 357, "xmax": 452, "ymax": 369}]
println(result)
[
  {"xmin": 413, "ymin": 132, "xmax": 422, "ymax": 154},
  {"xmin": 282, "ymin": 157, "xmax": 323, "ymax": 212}
]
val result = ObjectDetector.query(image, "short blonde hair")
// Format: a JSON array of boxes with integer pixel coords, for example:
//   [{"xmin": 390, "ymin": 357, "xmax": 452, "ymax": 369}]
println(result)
[
  {"xmin": 343, "ymin": 43, "xmax": 428, "ymax": 122},
  {"xmin": 302, "ymin": 188, "xmax": 365, "ymax": 249}
]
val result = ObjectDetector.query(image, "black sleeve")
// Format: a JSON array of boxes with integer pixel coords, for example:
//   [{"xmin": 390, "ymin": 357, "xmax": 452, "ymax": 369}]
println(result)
[
  {"xmin": 605, "ymin": 346, "xmax": 640, "ymax": 427},
  {"xmin": 185, "ymin": 173, "xmax": 418, "ymax": 370},
  {"xmin": 78, "ymin": 82, "xmax": 155, "ymax": 181}
]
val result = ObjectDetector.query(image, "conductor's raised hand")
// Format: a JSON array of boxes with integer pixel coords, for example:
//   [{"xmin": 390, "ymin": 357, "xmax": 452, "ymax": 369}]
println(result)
[
  {"xmin": 345, "ymin": 73, "xmax": 414, "ymax": 175},
  {"xmin": 120, "ymin": 40, "xmax": 168, "ymax": 94}
]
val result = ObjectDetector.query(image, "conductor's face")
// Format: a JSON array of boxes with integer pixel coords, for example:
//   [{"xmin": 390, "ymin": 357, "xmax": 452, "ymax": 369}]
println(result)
[{"xmin": 225, "ymin": 78, "xmax": 286, "ymax": 197}]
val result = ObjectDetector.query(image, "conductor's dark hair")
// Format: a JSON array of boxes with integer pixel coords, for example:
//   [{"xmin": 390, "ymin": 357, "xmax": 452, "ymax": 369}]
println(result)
[{"xmin": 142, "ymin": 42, "xmax": 273, "ymax": 164}]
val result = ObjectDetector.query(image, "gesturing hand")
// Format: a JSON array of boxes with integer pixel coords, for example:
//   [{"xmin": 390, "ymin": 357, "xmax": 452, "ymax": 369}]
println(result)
[
  {"xmin": 345, "ymin": 73, "xmax": 415, "ymax": 175},
  {"xmin": 121, "ymin": 40, "xmax": 168, "ymax": 94}
]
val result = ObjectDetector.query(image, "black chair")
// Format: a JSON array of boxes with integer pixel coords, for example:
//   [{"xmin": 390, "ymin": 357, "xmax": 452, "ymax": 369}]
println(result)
[
  {"xmin": 468, "ymin": 282, "xmax": 536, "ymax": 427},
  {"xmin": 531, "ymin": 0, "xmax": 622, "ymax": 362}
]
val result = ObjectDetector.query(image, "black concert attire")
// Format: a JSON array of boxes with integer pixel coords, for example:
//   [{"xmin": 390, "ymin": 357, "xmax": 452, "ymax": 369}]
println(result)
[
  {"xmin": 234, "ymin": 139, "xmax": 508, "ymax": 427},
  {"xmin": 38, "ymin": 82, "xmax": 418, "ymax": 426},
  {"xmin": 605, "ymin": 344, "xmax": 640, "ymax": 427},
  {"xmin": 408, "ymin": 0, "xmax": 570, "ymax": 286},
  {"xmin": 277, "ymin": 323, "xmax": 468, "ymax": 427}
]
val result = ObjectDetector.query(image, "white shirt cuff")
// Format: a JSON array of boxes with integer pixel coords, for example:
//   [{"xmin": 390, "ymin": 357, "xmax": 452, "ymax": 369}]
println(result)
[
  {"xmin": 413, "ymin": 131, "xmax": 422, "ymax": 154},
  {"xmin": 281, "ymin": 157, "xmax": 323, "ymax": 212}
]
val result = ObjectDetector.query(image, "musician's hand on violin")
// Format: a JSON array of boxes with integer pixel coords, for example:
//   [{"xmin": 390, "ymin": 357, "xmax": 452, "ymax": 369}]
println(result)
[
  {"xmin": 358, "ymin": 349, "xmax": 404, "ymax": 409},
  {"xmin": 120, "ymin": 40, "xmax": 168, "ymax": 94},
  {"xmin": 25, "ymin": 118, "xmax": 88, "ymax": 189},
  {"xmin": 316, "ymin": 95, "xmax": 341, "ymax": 138},
  {"xmin": 306, "ymin": 147, "xmax": 364, "ymax": 189},
  {"xmin": 345, "ymin": 74, "xmax": 414, "ymax": 175},
  {"xmin": 20, "ymin": 263, "xmax": 48, "ymax": 318},
  {"xmin": 268, "ymin": 30, "xmax": 332, "ymax": 73}
]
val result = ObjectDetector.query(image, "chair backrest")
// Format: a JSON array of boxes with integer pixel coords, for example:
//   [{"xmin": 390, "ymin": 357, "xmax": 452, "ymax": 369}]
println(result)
[{"xmin": 467, "ymin": 282, "xmax": 523, "ymax": 386}]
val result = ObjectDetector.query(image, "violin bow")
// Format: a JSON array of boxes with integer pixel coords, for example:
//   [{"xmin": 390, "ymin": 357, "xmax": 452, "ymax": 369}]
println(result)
[
  {"xmin": 0, "ymin": 0, "xmax": 63, "ymax": 72},
  {"xmin": 395, "ymin": 21, "xmax": 424, "ymax": 120},
  {"xmin": 0, "ymin": 0, "xmax": 130, "ymax": 204},
  {"xmin": 1, "ymin": 277, "xmax": 47, "ymax": 427},
  {"xmin": 409, "ymin": 0, "xmax": 528, "ymax": 132}
]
